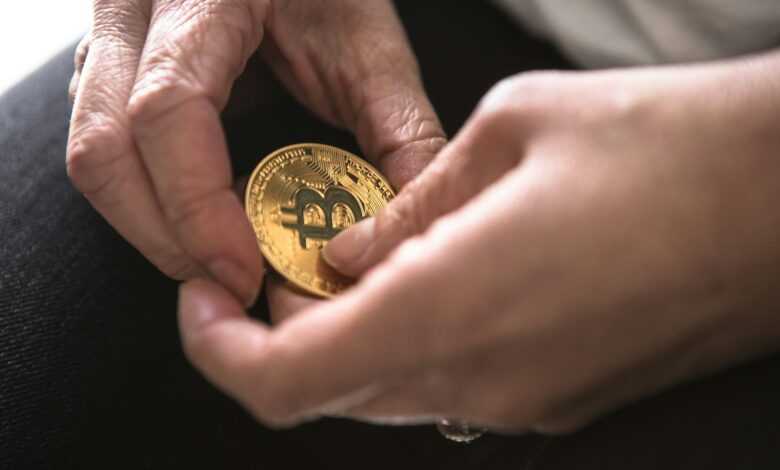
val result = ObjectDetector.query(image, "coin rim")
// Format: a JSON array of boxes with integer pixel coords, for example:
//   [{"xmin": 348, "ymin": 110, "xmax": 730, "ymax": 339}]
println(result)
[{"xmin": 244, "ymin": 143, "xmax": 396, "ymax": 298}]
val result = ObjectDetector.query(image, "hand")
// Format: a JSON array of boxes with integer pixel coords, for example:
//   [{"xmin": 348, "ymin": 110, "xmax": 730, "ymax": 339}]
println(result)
[
  {"xmin": 67, "ymin": 0, "xmax": 445, "ymax": 305},
  {"xmin": 177, "ymin": 54, "xmax": 780, "ymax": 432}
]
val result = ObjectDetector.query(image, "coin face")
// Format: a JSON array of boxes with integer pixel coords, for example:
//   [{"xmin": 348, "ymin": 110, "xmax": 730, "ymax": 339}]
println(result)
[{"xmin": 245, "ymin": 144, "xmax": 395, "ymax": 297}]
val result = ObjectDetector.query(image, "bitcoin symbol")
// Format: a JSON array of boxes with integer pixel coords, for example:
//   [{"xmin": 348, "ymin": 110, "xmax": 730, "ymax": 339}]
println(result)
[
  {"xmin": 246, "ymin": 143, "xmax": 394, "ymax": 297},
  {"xmin": 282, "ymin": 187, "xmax": 364, "ymax": 249}
]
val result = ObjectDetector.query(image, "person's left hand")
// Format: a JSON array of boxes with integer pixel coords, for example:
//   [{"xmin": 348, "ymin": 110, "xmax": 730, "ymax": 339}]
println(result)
[
  {"xmin": 67, "ymin": 0, "xmax": 445, "ymax": 306},
  {"xmin": 177, "ymin": 57, "xmax": 780, "ymax": 432}
]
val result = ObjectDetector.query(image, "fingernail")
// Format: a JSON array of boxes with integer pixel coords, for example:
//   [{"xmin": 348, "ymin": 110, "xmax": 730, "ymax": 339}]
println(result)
[
  {"xmin": 178, "ymin": 281, "xmax": 219, "ymax": 332},
  {"xmin": 207, "ymin": 258, "xmax": 260, "ymax": 308},
  {"xmin": 322, "ymin": 217, "xmax": 375, "ymax": 274}
]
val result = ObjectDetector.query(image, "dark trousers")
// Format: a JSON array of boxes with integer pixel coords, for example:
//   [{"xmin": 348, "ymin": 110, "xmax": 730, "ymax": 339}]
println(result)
[{"xmin": 1, "ymin": 2, "xmax": 779, "ymax": 468}]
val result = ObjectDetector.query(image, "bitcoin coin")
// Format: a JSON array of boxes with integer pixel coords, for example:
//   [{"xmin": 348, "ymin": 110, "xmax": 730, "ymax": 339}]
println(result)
[{"xmin": 245, "ymin": 144, "xmax": 395, "ymax": 297}]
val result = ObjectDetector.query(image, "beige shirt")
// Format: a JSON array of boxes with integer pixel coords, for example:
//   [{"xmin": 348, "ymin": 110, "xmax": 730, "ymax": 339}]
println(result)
[{"xmin": 492, "ymin": 0, "xmax": 780, "ymax": 67}]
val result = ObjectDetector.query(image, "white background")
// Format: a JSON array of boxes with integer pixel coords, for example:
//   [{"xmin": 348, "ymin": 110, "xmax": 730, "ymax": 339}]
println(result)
[{"xmin": 0, "ymin": 2, "xmax": 92, "ymax": 95}]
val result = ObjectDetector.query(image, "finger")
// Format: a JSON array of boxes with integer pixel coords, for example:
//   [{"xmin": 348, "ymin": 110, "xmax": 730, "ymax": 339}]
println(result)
[
  {"xmin": 349, "ymin": 58, "xmax": 447, "ymax": 190},
  {"xmin": 180, "ymin": 258, "xmax": 438, "ymax": 425},
  {"xmin": 341, "ymin": 1, "xmax": 447, "ymax": 189},
  {"xmin": 271, "ymin": 164, "xmax": 543, "ymax": 419},
  {"xmin": 129, "ymin": 0, "xmax": 269, "ymax": 305},
  {"xmin": 67, "ymin": 1, "xmax": 201, "ymax": 280},
  {"xmin": 262, "ymin": 0, "xmax": 446, "ymax": 189},
  {"xmin": 323, "ymin": 102, "xmax": 526, "ymax": 277},
  {"xmin": 209, "ymin": 208, "xmax": 493, "ymax": 423},
  {"xmin": 242, "ymin": 253, "xmax": 457, "ymax": 422},
  {"xmin": 181, "ymin": 168, "xmax": 530, "ymax": 425},
  {"xmin": 178, "ymin": 277, "xmax": 385, "ymax": 427},
  {"xmin": 178, "ymin": 278, "xmax": 273, "ymax": 413}
]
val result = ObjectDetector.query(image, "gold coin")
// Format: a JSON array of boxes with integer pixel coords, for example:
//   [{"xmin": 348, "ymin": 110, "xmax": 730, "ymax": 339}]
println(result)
[{"xmin": 245, "ymin": 143, "xmax": 395, "ymax": 298}]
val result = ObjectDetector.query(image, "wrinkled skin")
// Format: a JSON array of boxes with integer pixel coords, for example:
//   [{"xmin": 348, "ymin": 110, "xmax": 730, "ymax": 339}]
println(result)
[
  {"xmin": 68, "ymin": 0, "xmax": 446, "ymax": 305},
  {"xmin": 178, "ymin": 52, "xmax": 780, "ymax": 432}
]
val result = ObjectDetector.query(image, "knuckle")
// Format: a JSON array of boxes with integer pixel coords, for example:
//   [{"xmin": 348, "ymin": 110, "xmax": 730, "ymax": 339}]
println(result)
[
  {"xmin": 130, "ymin": 0, "xmax": 267, "ymax": 117},
  {"xmin": 473, "ymin": 104, "xmax": 520, "ymax": 141},
  {"xmin": 91, "ymin": 14, "xmax": 149, "ymax": 53},
  {"xmin": 66, "ymin": 124, "xmax": 129, "ymax": 198},
  {"xmin": 504, "ymin": 70, "xmax": 566, "ymax": 96},
  {"xmin": 384, "ymin": 134, "xmax": 448, "ymax": 187},
  {"xmin": 92, "ymin": 2, "xmax": 149, "ymax": 38},
  {"xmin": 374, "ymin": 160, "xmax": 456, "ymax": 256},
  {"xmin": 477, "ymin": 71, "xmax": 567, "ymax": 127},
  {"xmin": 375, "ymin": 164, "xmax": 445, "ymax": 240},
  {"xmin": 168, "ymin": 192, "xmax": 212, "ymax": 228},
  {"xmin": 201, "ymin": 0, "xmax": 266, "ymax": 60},
  {"xmin": 164, "ymin": 187, "xmax": 230, "ymax": 229},
  {"xmin": 479, "ymin": 76, "xmax": 526, "ymax": 116},
  {"xmin": 378, "ymin": 98, "xmax": 444, "ymax": 152},
  {"xmin": 128, "ymin": 60, "xmax": 201, "ymax": 129},
  {"xmin": 600, "ymin": 83, "xmax": 650, "ymax": 125},
  {"xmin": 154, "ymin": 251, "xmax": 200, "ymax": 281},
  {"xmin": 375, "ymin": 191, "xmax": 426, "ymax": 241}
]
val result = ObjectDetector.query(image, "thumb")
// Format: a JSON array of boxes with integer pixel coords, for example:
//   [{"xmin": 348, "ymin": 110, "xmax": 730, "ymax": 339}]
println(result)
[
  {"xmin": 324, "ymin": 112, "xmax": 523, "ymax": 277},
  {"xmin": 344, "ymin": 5, "xmax": 447, "ymax": 189},
  {"xmin": 264, "ymin": 0, "xmax": 447, "ymax": 189},
  {"xmin": 350, "ymin": 70, "xmax": 447, "ymax": 189}
]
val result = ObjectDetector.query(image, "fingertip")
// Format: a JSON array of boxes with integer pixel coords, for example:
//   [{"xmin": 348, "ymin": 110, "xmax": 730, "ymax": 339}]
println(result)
[
  {"xmin": 379, "ymin": 135, "xmax": 447, "ymax": 189},
  {"xmin": 177, "ymin": 278, "xmax": 274, "ymax": 407},
  {"xmin": 178, "ymin": 278, "xmax": 244, "ymax": 338},
  {"xmin": 322, "ymin": 217, "xmax": 376, "ymax": 277},
  {"xmin": 206, "ymin": 257, "xmax": 263, "ymax": 308}
]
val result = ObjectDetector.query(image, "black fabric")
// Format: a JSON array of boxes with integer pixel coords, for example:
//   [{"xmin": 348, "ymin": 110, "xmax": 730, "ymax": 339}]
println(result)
[{"xmin": 1, "ymin": 2, "xmax": 778, "ymax": 469}]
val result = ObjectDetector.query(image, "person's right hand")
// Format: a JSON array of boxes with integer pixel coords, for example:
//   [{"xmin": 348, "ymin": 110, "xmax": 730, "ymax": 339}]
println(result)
[
  {"xmin": 67, "ymin": 0, "xmax": 445, "ymax": 306},
  {"xmin": 176, "ymin": 56, "xmax": 780, "ymax": 432}
]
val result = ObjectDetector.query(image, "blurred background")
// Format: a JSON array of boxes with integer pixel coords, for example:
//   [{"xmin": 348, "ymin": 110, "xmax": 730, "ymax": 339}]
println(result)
[{"xmin": 0, "ymin": 2, "xmax": 91, "ymax": 95}]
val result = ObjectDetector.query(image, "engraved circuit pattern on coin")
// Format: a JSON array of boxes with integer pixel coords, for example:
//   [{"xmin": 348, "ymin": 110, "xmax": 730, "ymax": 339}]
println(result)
[{"xmin": 245, "ymin": 144, "xmax": 395, "ymax": 297}]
